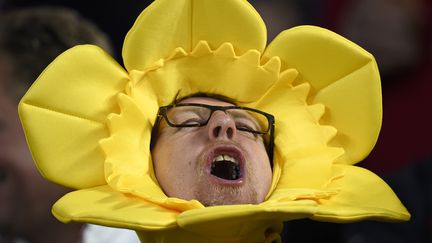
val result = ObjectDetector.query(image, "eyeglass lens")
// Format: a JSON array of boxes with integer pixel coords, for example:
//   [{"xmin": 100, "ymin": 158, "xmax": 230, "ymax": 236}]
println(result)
[{"xmin": 166, "ymin": 106, "xmax": 269, "ymax": 133}]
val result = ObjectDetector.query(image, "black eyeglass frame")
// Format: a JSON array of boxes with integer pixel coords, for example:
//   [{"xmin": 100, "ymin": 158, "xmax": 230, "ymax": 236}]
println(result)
[{"xmin": 155, "ymin": 103, "xmax": 275, "ymax": 163}]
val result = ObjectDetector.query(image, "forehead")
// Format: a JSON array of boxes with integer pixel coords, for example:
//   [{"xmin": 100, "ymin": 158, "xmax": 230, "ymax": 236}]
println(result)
[{"xmin": 178, "ymin": 97, "xmax": 235, "ymax": 106}]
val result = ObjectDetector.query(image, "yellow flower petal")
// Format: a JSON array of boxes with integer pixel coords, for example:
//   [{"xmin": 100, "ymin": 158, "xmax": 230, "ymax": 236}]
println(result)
[
  {"xmin": 263, "ymin": 26, "xmax": 381, "ymax": 164},
  {"xmin": 19, "ymin": 104, "xmax": 107, "ymax": 188},
  {"xmin": 275, "ymin": 147, "xmax": 344, "ymax": 189},
  {"xmin": 20, "ymin": 45, "xmax": 129, "ymax": 123},
  {"xmin": 314, "ymin": 62, "xmax": 382, "ymax": 164},
  {"xmin": 137, "ymin": 200, "xmax": 316, "ymax": 242},
  {"xmin": 177, "ymin": 202, "xmax": 314, "ymax": 242},
  {"xmin": 53, "ymin": 185, "xmax": 179, "ymax": 230},
  {"xmin": 130, "ymin": 42, "xmax": 279, "ymax": 106},
  {"xmin": 313, "ymin": 164, "xmax": 411, "ymax": 222},
  {"xmin": 123, "ymin": 0, "xmax": 267, "ymax": 71},
  {"xmin": 19, "ymin": 45, "xmax": 129, "ymax": 189},
  {"xmin": 251, "ymin": 70, "xmax": 344, "ymax": 197}
]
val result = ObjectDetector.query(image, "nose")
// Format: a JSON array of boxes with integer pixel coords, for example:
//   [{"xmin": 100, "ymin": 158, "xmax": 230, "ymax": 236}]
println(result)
[{"xmin": 207, "ymin": 111, "xmax": 237, "ymax": 140}]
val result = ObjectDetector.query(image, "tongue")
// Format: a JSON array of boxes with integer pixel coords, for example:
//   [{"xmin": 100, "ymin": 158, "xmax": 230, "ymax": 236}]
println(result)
[{"xmin": 211, "ymin": 160, "xmax": 240, "ymax": 180}]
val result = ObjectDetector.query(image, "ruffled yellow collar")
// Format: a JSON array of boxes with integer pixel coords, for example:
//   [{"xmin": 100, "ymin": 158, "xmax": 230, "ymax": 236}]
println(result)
[{"xmin": 19, "ymin": 0, "xmax": 409, "ymax": 242}]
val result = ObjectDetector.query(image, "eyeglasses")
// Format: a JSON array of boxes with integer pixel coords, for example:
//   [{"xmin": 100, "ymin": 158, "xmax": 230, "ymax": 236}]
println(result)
[{"xmin": 155, "ymin": 103, "xmax": 275, "ymax": 163}]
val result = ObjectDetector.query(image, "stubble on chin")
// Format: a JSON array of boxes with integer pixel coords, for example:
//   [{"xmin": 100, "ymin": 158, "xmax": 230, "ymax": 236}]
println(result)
[
  {"xmin": 194, "ymin": 181, "xmax": 259, "ymax": 206},
  {"xmin": 193, "ymin": 162, "xmax": 259, "ymax": 206}
]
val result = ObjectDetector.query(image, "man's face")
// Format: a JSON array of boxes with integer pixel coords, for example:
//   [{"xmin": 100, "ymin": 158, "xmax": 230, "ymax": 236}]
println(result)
[{"xmin": 151, "ymin": 97, "xmax": 272, "ymax": 206}]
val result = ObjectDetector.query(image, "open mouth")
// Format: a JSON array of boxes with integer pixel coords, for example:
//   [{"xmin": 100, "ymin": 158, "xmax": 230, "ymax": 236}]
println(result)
[{"xmin": 210, "ymin": 154, "xmax": 241, "ymax": 180}]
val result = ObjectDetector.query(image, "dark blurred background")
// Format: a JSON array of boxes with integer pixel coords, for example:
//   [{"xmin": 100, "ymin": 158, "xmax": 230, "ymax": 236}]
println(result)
[{"xmin": 1, "ymin": 0, "xmax": 431, "ymax": 242}]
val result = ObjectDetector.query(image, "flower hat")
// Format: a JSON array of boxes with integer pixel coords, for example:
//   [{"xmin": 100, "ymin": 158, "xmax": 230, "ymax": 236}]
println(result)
[{"xmin": 19, "ymin": 0, "xmax": 410, "ymax": 242}]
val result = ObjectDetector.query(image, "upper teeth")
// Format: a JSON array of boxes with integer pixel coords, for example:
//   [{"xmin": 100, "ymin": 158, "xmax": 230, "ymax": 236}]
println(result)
[{"xmin": 213, "ymin": 154, "xmax": 238, "ymax": 164}]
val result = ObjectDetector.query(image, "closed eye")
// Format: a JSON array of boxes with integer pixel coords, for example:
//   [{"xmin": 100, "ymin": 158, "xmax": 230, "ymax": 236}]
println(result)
[
  {"xmin": 179, "ymin": 118, "xmax": 204, "ymax": 126},
  {"xmin": 235, "ymin": 120, "xmax": 257, "ymax": 132}
]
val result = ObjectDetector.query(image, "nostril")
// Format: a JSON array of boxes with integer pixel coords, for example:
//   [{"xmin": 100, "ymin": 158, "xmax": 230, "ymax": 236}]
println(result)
[
  {"xmin": 213, "ymin": 126, "xmax": 221, "ymax": 138},
  {"xmin": 226, "ymin": 127, "xmax": 233, "ymax": 139}
]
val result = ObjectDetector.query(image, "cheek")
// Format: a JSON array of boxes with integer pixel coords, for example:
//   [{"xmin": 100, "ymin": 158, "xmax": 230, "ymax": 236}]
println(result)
[
  {"xmin": 243, "ymin": 139, "xmax": 272, "ymax": 191},
  {"xmin": 152, "ymin": 137, "xmax": 176, "ymax": 184},
  {"xmin": 153, "ymin": 132, "xmax": 196, "ymax": 167},
  {"xmin": 256, "ymin": 152, "xmax": 272, "ymax": 185},
  {"xmin": 151, "ymin": 130, "xmax": 204, "ymax": 196}
]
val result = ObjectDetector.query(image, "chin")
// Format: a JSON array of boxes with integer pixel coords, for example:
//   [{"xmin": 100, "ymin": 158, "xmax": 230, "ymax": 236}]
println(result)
[{"xmin": 193, "ymin": 180, "xmax": 262, "ymax": 206}]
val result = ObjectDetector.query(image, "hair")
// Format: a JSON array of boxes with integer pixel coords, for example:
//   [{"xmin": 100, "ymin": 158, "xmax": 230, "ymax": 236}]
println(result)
[
  {"xmin": 0, "ymin": 6, "xmax": 113, "ymax": 102},
  {"xmin": 173, "ymin": 92, "xmax": 237, "ymax": 105}
]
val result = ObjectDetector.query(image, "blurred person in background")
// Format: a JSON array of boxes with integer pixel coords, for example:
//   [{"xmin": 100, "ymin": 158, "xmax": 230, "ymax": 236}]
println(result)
[
  {"xmin": 0, "ymin": 7, "xmax": 139, "ymax": 243},
  {"xmin": 1, "ymin": 0, "xmax": 153, "ymax": 61},
  {"xmin": 338, "ymin": 1, "xmax": 432, "ymax": 242}
]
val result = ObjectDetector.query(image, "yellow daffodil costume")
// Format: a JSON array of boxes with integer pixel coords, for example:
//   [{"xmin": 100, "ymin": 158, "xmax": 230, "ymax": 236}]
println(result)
[{"xmin": 19, "ymin": 0, "xmax": 410, "ymax": 242}]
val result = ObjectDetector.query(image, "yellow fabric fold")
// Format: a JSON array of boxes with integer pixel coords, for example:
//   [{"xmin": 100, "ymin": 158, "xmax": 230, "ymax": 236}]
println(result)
[
  {"xmin": 19, "ymin": 103, "xmax": 107, "ymax": 188},
  {"xmin": 52, "ymin": 185, "xmax": 179, "ymax": 230},
  {"xmin": 314, "ymin": 164, "xmax": 410, "ymax": 222},
  {"xmin": 20, "ymin": 45, "xmax": 129, "ymax": 123},
  {"xmin": 314, "ymin": 62, "xmax": 382, "ymax": 164},
  {"xmin": 123, "ymin": 0, "xmax": 266, "ymax": 71},
  {"xmin": 264, "ymin": 26, "xmax": 381, "ymax": 164},
  {"xmin": 18, "ymin": 45, "xmax": 128, "ymax": 188}
]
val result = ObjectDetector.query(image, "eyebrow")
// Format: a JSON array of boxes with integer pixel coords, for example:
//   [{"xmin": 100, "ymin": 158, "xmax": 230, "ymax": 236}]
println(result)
[{"xmin": 169, "ymin": 105, "xmax": 208, "ymax": 118}]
